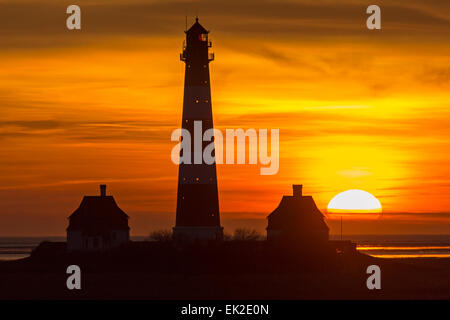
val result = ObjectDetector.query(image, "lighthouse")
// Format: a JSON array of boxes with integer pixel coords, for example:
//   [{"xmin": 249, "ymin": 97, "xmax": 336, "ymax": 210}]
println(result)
[{"xmin": 173, "ymin": 18, "xmax": 223, "ymax": 241}]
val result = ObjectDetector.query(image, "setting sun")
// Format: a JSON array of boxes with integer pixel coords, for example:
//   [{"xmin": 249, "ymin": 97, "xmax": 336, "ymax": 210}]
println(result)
[{"xmin": 327, "ymin": 190, "xmax": 382, "ymax": 217}]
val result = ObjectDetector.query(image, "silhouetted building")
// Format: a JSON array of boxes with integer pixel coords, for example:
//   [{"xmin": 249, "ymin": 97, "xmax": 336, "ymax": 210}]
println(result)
[
  {"xmin": 267, "ymin": 185, "xmax": 329, "ymax": 244},
  {"xmin": 174, "ymin": 18, "xmax": 223, "ymax": 241},
  {"xmin": 67, "ymin": 185, "xmax": 130, "ymax": 252}
]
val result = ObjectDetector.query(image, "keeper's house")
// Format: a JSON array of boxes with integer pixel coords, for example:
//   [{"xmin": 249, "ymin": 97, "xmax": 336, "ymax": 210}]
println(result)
[
  {"xmin": 67, "ymin": 185, "xmax": 129, "ymax": 252},
  {"xmin": 267, "ymin": 185, "xmax": 329, "ymax": 245}
]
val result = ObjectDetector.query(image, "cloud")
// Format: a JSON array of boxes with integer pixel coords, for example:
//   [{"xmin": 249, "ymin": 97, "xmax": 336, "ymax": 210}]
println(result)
[
  {"xmin": 216, "ymin": 108, "xmax": 450, "ymax": 141},
  {"xmin": 0, "ymin": 0, "xmax": 448, "ymax": 49},
  {"xmin": 420, "ymin": 66, "xmax": 450, "ymax": 86},
  {"xmin": 0, "ymin": 120, "xmax": 62, "ymax": 130},
  {"xmin": 0, "ymin": 119, "xmax": 177, "ymax": 142},
  {"xmin": 380, "ymin": 211, "xmax": 450, "ymax": 221}
]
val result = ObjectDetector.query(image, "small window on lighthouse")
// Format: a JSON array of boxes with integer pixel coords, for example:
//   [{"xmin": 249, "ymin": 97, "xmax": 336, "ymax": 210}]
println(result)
[{"xmin": 199, "ymin": 34, "xmax": 207, "ymax": 41}]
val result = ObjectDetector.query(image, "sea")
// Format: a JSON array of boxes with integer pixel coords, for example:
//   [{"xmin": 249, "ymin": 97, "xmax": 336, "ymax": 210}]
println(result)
[
  {"xmin": 1, "ymin": 235, "xmax": 450, "ymax": 261},
  {"xmin": 331, "ymin": 234, "xmax": 450, "ymax": 258}
]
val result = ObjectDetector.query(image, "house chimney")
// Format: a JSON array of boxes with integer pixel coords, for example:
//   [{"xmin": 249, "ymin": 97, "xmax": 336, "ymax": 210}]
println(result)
[
  {"xmin": 100, "ymin": 184, "xmax": 106, "ymax": 197},
  {"xmin": 293, "ymin": 184, "xmax": 302, "ymax": 197}
]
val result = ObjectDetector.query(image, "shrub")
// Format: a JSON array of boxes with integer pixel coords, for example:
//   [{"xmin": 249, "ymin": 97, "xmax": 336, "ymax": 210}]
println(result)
[
  {"xmin": 148, "ymin": 229, "xmax": 172, "ymax": 242},
  {"xmin": 233, "ymin": 228, "xmax": 262, "ymax": 241}
]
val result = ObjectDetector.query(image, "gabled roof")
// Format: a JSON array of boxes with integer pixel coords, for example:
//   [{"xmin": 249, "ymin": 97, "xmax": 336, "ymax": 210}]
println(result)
[
  {"xmin": 67, "ymin": 195, "xmax": 129, "ymax": 233},
  {"xmin": 267, "ymin": 194, "xmax": 329, "ymax": 232},
  {"xmin": 268, "ymin": 195, "xmax": 324, "ymax": 218}
]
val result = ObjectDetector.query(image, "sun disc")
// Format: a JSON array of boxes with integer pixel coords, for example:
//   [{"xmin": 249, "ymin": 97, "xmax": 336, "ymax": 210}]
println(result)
[{"xmin": 327, "ymin": 189, "xmax": 382, "ymax": 215}]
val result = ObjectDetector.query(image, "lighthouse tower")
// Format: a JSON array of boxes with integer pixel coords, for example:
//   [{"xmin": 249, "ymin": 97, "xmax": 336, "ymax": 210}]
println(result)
[{"xmin": 173, "ymin": 18, "xmax": 223, "ymax": 241}]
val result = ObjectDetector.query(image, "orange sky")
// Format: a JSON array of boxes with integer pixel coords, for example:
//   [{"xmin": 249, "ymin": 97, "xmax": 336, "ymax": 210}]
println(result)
[{"xmin": 0, "ymin": 0, "xmax": 449, "ymax": 236}]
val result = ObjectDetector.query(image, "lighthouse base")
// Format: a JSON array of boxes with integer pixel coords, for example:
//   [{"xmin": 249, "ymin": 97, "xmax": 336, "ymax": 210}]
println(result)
[{"xmin": 173, "ymin": 226, "xmax": 223, "ymax": 242}]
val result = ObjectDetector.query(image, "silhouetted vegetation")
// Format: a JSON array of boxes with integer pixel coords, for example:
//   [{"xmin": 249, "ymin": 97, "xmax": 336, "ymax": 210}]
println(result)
[
  {"xmin": 222, "ymin": 232, "xmax": 233, "ymax": 241},
  {"xmin": 233, "ymin": 228, "xmax": 263, "ymax": 241},
  {"xmin": 148, "ymin": 229, "xmax": 172, "ymax": 242}
]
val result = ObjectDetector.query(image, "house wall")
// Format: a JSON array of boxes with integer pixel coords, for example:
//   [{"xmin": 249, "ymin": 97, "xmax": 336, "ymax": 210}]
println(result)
[
  {"xmin": 266, "ymin": 229, "xmax": 281, "ymax": 241},
  {"xmin": 67, "ymin": 231, "xmax": 83, "ymax": 251},
  {"xmin": 111, "ymin": 230, "xmax": 129, "ymax": 247},
  {"xmin": 67, "ymin": 230, "xmax": 129, "ymax": 252},
  {"xmin": 86, "ymin": 236, "xmax": 103, "ymax": 251}
]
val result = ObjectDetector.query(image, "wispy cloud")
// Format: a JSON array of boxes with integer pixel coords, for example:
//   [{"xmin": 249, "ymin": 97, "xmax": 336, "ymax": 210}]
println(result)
[{"xmin": 0, "ymin": 0, "xmax": 448, "ymax": 49}]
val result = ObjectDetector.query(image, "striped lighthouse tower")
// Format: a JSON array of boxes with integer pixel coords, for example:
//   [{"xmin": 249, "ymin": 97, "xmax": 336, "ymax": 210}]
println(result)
[{"xmin": 173, "ymin": 18, "xmax": 223, "ymax": 241}]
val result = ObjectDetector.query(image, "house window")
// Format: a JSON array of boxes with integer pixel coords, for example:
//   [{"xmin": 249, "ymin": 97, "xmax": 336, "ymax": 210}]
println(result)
[{"xmin": 93, "ymin": 238, "xmax": 99, "ymax": 248}]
